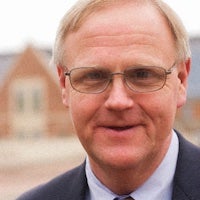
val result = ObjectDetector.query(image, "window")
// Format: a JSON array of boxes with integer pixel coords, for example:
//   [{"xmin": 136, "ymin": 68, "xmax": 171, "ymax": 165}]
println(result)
[
  {"xmin": 32, "ymin": 89, "xmax": 42, "ymax": 112},
  {"xmin": 10, "ymin": 78, "xmax": 46, "ymax": 138},
  {"xmin": 15, "ymin": 90, "xmax": 25, "ymax": 113}
]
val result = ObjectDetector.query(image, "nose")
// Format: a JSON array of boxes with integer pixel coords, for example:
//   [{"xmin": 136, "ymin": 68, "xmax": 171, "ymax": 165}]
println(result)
[{"xmin": 104, "ymin": 77, "xmax": 134, "ymax": 111}]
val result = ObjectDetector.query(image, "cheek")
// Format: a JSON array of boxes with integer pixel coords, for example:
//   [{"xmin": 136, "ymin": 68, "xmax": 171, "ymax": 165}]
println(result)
[
  {"xmin": 69, "ymin": 94, "xmax": 103, "ymax": 151},
  {"xmin": 139, "ymin": 91, "xmax": 177, "ymax": 135},
  {"xmin": 69, "ymin": 93, "xmax": 101, "ymax": 129}
]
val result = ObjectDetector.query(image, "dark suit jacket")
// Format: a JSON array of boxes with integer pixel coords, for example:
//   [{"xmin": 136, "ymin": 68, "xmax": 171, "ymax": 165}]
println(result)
[{"xmin": 17, "ymin": 133, "xmax": 200, "ymax": 200}]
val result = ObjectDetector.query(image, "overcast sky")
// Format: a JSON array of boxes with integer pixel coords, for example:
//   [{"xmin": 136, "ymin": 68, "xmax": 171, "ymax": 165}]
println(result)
[{"xmin": 0, "ymin": 0, "xmax": 200, "ymax": 54}]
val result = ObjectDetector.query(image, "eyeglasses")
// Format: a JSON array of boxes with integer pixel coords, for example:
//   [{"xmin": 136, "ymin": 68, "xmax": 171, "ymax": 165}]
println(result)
[{"xmin": 64, "ymin": 63, "xmax": 176, "ymax": 94}]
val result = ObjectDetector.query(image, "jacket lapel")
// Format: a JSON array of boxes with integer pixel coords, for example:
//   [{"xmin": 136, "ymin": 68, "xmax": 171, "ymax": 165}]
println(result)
[
  {"xmin": 172, "ymin": 132, "xmax": 200, "ymax": 200},
  {"xmin": 59, "ymin": 162, "xmax": 88, "ymax": 200},
  {"xmin": 172, "ymin": 184, "xmax": 190, "ymax": 200}
]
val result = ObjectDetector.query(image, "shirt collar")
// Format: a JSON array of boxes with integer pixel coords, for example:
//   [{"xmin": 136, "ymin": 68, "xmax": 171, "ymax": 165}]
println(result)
[
  {"xmin": 86, "ymin": 156, "xmax": 116, "ymax": 200},
  {"xmin": 85, "ymin": 130, "xmax": 179, "ymax": 200},
  {"xmin": 130, "ymin": 130, "xmax": 179, "ymax": 200}
]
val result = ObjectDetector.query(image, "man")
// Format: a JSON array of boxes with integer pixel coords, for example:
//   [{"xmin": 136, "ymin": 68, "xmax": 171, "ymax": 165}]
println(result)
[{"xmin": 17, "ymin": 0, "xmax": 200, "ymax": 199}]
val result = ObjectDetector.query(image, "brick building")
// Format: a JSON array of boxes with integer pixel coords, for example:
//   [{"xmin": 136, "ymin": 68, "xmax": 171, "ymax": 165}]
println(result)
[{"xmin": 0, "ymin": 46, "xmax": 74, "ymax": 138}]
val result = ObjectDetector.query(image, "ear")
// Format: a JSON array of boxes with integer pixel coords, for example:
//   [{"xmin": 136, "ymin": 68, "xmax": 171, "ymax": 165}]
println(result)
[
  {"xmin": 177, "ymin": 58, "xmax": 191, "ymax": 108},
  {"xmin": 57, "ymin": 65, "xmax": 69, "ymax": 107}
]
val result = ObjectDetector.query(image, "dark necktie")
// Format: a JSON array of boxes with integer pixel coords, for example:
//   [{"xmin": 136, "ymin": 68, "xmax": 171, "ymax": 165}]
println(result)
[
  {"xmin": 124, "ymin": 197, "xmax": 134, "ymax": 200},
  {"xmin": 113, "ymin": 196, "xmax": 134, "ymax": 200}
]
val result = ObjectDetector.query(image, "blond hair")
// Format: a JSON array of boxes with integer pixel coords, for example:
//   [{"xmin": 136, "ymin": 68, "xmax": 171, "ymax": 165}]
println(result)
[{"xmin": 52, "ymin": 0, "xmax": 191, "ymax": 67}]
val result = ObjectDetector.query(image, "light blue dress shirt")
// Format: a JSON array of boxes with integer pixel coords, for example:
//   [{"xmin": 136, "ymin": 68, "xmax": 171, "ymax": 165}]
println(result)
[{"xmin": 85, "ymin": 131, "xmax": 179, "ymax": 200}]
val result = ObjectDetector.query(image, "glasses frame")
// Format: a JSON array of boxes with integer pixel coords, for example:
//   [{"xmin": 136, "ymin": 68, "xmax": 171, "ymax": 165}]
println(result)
[{"xmin": 64, "ymin": 62, "xmax": 176, "ymax": 94}]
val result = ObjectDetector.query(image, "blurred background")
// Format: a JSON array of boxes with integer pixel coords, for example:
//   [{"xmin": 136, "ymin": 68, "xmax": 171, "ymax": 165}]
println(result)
[{"xmin": 0, "ymin": 0, "xmax": 200, "ymax": 199}]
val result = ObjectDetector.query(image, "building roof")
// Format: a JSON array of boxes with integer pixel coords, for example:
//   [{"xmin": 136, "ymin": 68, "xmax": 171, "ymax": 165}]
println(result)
[
  {"xmin": 188, "ymin": 37, "xmax": 200, "ymax": 98},
  {"xmin": 0, "ymin": 45, "xmax": 52, "ymax": 88},
  {"xmin": 0, "ymin": 53, "xmax": 17, "ymax": 85}
]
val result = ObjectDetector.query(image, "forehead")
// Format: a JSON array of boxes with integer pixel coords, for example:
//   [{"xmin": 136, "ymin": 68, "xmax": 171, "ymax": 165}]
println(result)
[
  {"xmin": 63, "ymin": 1, "xmax": 176, "ymax": 66},
  {"xmin": 66, "ymin": 1, "xmax": 172, "ymax": 38}
]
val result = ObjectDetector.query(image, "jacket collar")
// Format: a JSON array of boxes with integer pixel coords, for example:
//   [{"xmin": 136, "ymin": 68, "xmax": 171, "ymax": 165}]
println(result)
[
  {"xmin": 59, "ymin": 162, "xmax": 88, "ymax": 200},
  {"xmin": 173, "ymin": 131, "xmax": 200, "ymax": 200}
]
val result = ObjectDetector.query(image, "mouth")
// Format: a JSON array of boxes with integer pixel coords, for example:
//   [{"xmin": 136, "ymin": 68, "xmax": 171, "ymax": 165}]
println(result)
[
  {"xmin": 107, "ymin": 126, "xmax": 133, "ymax": 131},
  {"xmin": 98, "ymin": 125, "xmax": 139, "ymax": 140}
]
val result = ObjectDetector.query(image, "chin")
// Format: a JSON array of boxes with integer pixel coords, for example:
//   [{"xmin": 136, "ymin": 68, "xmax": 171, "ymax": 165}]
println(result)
[{"xmin": 94, "ymin": 150, "xmax": 142, "ymax": 170}]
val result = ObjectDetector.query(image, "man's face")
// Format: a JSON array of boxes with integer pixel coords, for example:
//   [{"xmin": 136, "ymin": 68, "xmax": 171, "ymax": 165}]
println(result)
[{"xmin": 59, "ymin": 2, "xmax": 189, "ymax": 171}]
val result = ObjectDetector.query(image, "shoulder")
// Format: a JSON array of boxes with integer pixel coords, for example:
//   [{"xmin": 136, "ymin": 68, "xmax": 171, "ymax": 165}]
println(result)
[
  {"xmin": 174, "ymin": 131, "xmax": 200, "ymax": 199},
  {"xmin": 177, "ymin": 131, "xmax": 200, "ymax": 164},
  {"xmin": 16, "ymin": 162, "xmax": 87, "ymax": 200},
  {"xmin": 176, "ymin": 131, "xmax": 200, "ymax": 170}
]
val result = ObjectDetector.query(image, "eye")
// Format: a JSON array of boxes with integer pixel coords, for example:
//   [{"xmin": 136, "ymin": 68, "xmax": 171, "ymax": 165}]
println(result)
[
  {"xmin": 82, "ymin": 69, "xmax": 108, "ymax": 81},
  {"xmin": 127, "ymin": 67, "xmax": 163, "ymax": 81},
  {"xmin": 85, "ymin": 70, "xmax": 106, "ymax": 80},
  {"xmin": 134, "ymin": 69, "xmax": 155, "ymax": 79},
  {"xmin": 71, "ymin": 68, "xmax": 109, "ymax": 85}
]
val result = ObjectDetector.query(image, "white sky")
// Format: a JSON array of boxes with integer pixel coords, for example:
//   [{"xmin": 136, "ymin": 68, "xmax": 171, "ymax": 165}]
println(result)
[{"xmin": 0, "ymin": 0, "xmax": 200, "ymax": 54}]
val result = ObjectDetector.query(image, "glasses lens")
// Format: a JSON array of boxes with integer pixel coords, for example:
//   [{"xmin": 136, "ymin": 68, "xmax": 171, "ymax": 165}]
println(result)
[
  {"xmin": 70, "ymin": 67, "xmax": 109, "ymax": 93},
  {"xmin": 125, "ymin": 66, "xmax": 166, "ymax": 92}
]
